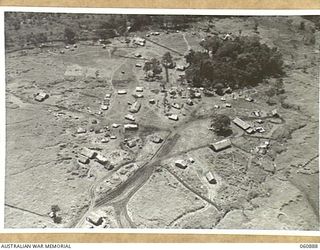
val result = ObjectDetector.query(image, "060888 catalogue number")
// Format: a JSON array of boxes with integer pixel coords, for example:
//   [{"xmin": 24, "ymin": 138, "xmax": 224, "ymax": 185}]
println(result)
[{"xmin": 300, "ymin": 244, "xmax": 319, "ymax": 248}]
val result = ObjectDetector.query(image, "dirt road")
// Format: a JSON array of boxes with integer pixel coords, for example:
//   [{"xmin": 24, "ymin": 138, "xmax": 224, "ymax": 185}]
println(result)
[{"xmin": 75, "ymin": 103, "xmax": 216, "ymax": 228}]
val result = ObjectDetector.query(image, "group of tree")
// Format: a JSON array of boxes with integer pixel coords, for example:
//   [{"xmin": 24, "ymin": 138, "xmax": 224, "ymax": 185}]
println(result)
[
  {"xmin": 50, "ymin": 205, "xmax": 62, "ymax": 224},
  {"xmin": 185, "ymin": 35, "xmax": 284, "ymax": 91},
  {"xmin": 143, "ymin": 52, "xmax": 176, "ymax": 83},
  {"xmin": 12, "ymin": 20, "xmax": 21, "ymax": 30},
  {"xmin": 6, "ymin": 13, "xmax": 201, "ymax": 49},
  {"xmin": 26, "ymin": 32, "xmax": 48, "ymax": 45},
  {"xmin": 302, "ymin": 16, "xmax": 320, "ymax": 30},
  {"xmin": 153, "ymin": 15, "xmax": 195, "ymax": 30},
  {"xmin": 265, "ymin": 78, "xmax": 285, "ymax": 105},
  {"xmin": 161, "ymin": 52, "xmax": 175, "ymax": 82},
  {"xmin": 95, "ymin": 15, "xmax": 127, "ymax": 40},
  {"xmin": 128, "ymin": 15, "xmax": 152, "ymax": 31},
  {"xmin": 210, "ymin": 114, "xmax": 232, "ymax": 136},
  {"xmin": 127, "ymin": 15, "xmax": 197, "ymax": 31},
  {"xmin": 64, "ymin": 27, "xmax": 76, "ymax": 44},
  {"xmin": 143, "ymin": 57, "xmax": 163, "ymax": 81}
]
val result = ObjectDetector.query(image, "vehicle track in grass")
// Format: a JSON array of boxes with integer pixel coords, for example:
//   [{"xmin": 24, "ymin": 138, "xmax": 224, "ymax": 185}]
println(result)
[{"xmin": 75, "ymin": 100, "xmax": 213, "ymax": 228}]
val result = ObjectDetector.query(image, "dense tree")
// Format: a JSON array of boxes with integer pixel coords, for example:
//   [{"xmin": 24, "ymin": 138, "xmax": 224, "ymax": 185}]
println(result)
[
  {"xmin": 185, "ymin": 49, "xmax": 209, "ymax": 65},
  {"xmin": 274, "ymin": 78, "xmax": 285, "ymax": 95},
  {"xmin": 112, "ymin": 15, "xmax": 127, "ymax": 35},
  {"xmin": 161, "ymin": 52, "xmax": 174, "ymax": 82},
  {"xmin": 302, "ymin": 16, "xmax": 320, "ymax": 30},
  {"xmin": 160, "ymin": 15, "xmax": 191, "ymax": 30},
  {"xmin": 53, "ymin": 216, "xmax": 62, "ymax": 224},
  {"xmin": 253, "ymin": 20, "xmax": 259, "ymax": 33},
  {"xmin": 185, "ymin": 35, "xmax": 284, "ymax": 90},
  {"xmin": 129, "ymin": 15, "xmax": 152, "ymax": 31},
  {"xmin": 36, "ymin": 33, "xmax": 48, "ymax": 44},
  {"xmin": 304, "ymin": 32, "xmax": 316, "ymax": 45},
  {"xmin": 265, "ymin": 87, "xmax": 276, "ymax": 98},
  {"xmin": 149, "ymin": 15, "xmax": 194, "ymax": 30},
  {"xmin": 64, "ymin": 27, "xmax": 76, "ymax": 44},
  {"xmin": 95, "ymin": 21, "xmax": 113, "ymax": 40},
  {"xmin": 143, "ymin": 58, "xmax": 162, "ymax": 80},
  {"xmin": 210, "ymin": 114, "xmax": 231, "ymax": 136},
  {"xmin": 51, "ymin": 205, "xmax": 60, "ymax": 213},
  {"xmin": 13, "ymin": 20, "xmax": 21, "ymax": 30},
  {"xmin": 26, "ymin": 32, "xmax": 47, "ymax": 46},
  {"xmin": 214, "ymin": 83, "xmax": 225, "ymax": 96},
  {"xmin": 199, "ymin": 36, "xmax": 222, "ymax": 54}
]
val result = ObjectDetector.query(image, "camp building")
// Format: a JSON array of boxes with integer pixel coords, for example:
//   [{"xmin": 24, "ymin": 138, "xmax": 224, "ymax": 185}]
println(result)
[
  {"xmin": 232, "ymin": 117, "xmax": 254, "ymax": 134},
  {"xmin": 206, "ymin": 172, "xmax": 217, "ymax": 184},
  {"xmin": 210, "ymin": 139, "xmax": 231, "ymax": 152}
]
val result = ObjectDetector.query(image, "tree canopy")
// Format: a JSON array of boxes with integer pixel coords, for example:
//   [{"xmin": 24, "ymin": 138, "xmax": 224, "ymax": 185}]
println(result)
[
  {"xmin": 161, "ymin": 52, "xmax": 174, "ymax": 82},
  {"xmin": 185, "ymin": 35, "xmax": 284, "ymax": 90},
  {"xmin": 64, "ymin": 27, "xmax": 76, "ymax": 44},
  {"xmin": 161, "ymin": 52, "xmax": 174, "ymax": 68},
  {"xmin": 143, "ymin": 58, "xmax": 163, "ymax": 79},
  {"xmin": 210, "ymin": 114, "xmax": 231, "ymax": 136}
]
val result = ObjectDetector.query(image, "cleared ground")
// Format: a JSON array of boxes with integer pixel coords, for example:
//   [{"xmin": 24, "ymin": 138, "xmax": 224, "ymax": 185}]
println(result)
[{"xmin": 5, "ymin": 16, "xmax": 319, "ymax": 230}]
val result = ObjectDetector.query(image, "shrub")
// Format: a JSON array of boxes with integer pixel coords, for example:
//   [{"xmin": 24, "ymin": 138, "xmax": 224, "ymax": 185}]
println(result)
[{"xmin": 51, "ymin": 205, "xmax": 60, "ymax": 213}]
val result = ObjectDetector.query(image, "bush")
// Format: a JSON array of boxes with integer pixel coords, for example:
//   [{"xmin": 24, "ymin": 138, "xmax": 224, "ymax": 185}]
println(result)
[
  {"xmin": 51, "ymin": 205, "xmax": 60, "ymax": 213},
  {"xmin": 210, "ymin": 114, "xmax": 232, "ymax": 136}
]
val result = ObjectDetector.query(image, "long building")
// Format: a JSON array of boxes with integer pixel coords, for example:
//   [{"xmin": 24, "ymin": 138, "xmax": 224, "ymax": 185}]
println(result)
[
  {"xmin": 124, "ymin": 123, "xmax": 139, "ymax": 130},
  {"xmin": 232, "ymin": 117, "xmax": 254, "ymax": 134},
  {"xmin": 210, "ymin": 139, "xmax": 231, "ymax": 152},
  {"xmin": 233, "ymin": 117, "xmax": 251, "ymax": 130}
]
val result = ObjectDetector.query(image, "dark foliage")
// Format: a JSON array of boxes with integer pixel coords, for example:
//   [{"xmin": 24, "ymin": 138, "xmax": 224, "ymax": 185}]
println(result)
[
  {"xmin": 95, "ymin": 22, "xmax": 118, "ymax": 40},
  {"xmin": 143, "ymin": 58, "xmax": 163, "ymax": 80},
  {"xmin": 185, "ymin": 36, "xmax": 284, "ymax": 90},
  {"xmin": 13, "ymin": 20, "xmax": 21, "ymax": 30},
  {"xmin": 161, "ymin": 52, "xmax": 174, "ymax": 68},
  {"xmin": 210, "ymin": 114, "xmax": 231, "ymax": 136},
  {"xmin": 26, "ymin": 32, "xmax": 48, "ymax": 45},
  {"xmin": 302, "ymin": 16, "xmax": 320, "ymax": 30},
  {"xmin": 53, "ymin": 216, "xmax": 62, "ymax": 224},
  {"xmin": 51, "ymin": 205, "xmax": 61, "ymax": 213},
  {"xmin": 162, "ymin": 52, "xmax": 174, "ymax": 82},
  {"xmin": 156, "ymin": 15, "xmax": 193, "ymax": 30},
  {"xmin": 5, "ymin": 12, "xmax": 201, "ymax": 50},
  {"xmin": 128, "ymin": 15, "xmax": 152, "ymax": 31},
  {"xmin": 64, "ymin": 27, "xmax": 76, "ymax": 44}
]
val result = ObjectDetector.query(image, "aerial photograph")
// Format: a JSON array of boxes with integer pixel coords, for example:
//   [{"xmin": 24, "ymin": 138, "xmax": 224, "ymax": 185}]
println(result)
[{"xmin": 4, "ymin": 12, "xmax": 319, "ymax": 230}]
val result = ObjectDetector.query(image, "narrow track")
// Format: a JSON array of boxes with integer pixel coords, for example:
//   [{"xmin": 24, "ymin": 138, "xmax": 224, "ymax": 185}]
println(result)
[
  {"xmin": 164, "ymin": 168, "xmax": 222, "ymax": 211},
  {"xmin": 5, "ymin": 203, "xmax": 48, "ymax": 218},
  {"xmin": 144, "ymin": 37, "xmax": 184, "ymax": 56},
  {"xmin": 75, "ymin": 98, "xmax": 215, "ymax": 227}
]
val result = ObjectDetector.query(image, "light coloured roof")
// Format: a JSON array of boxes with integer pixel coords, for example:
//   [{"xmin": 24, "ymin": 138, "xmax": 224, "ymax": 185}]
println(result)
[{"xmin": 233, "ymin": 117, "xmax": 251, "ymax": 130}]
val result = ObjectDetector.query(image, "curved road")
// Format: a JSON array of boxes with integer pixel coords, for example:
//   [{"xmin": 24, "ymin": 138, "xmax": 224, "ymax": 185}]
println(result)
[{"xmin": 75, "ymin": 33, "xmax": 223, "ymax": 228}]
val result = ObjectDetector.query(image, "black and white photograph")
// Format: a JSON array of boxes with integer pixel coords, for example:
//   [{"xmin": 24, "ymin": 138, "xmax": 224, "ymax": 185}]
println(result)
[{"xmin": 4, "ymin": 10, "xmax": 319, "ymax": 231}]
